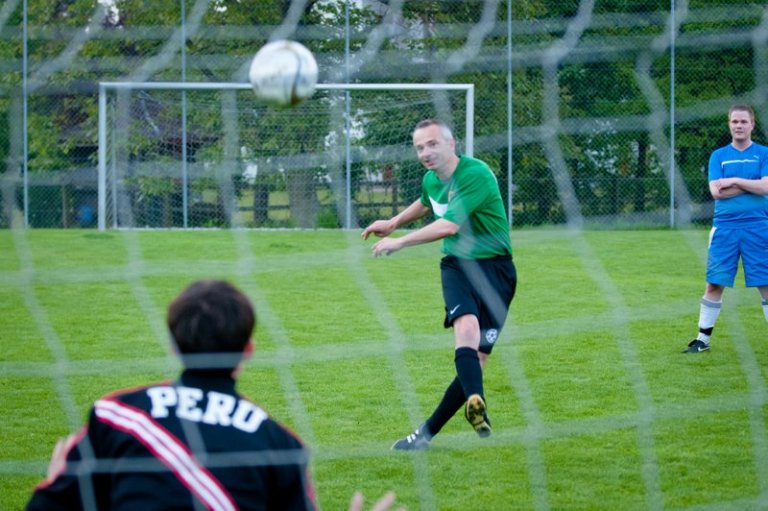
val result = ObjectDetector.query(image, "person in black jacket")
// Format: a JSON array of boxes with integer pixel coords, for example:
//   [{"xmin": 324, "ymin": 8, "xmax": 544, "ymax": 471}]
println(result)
[{"xmin": 27, "ymin": 279, "xmax": 317, "ymax": 510}]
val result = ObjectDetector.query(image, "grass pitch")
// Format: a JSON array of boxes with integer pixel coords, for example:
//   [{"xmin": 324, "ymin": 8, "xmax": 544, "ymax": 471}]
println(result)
[{"xmin": 1, "ymin": 228, "xmax": 766, "ymax": 510}]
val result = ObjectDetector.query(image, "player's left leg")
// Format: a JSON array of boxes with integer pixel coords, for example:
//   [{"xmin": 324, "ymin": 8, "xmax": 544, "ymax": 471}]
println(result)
[
  {"xmin": 438, "ymin": 256, "xmax": 489, "ymax": 436},
  {"xmin": 458, "ymin": 256, "xmax": 516, "ymax": 436},
  {"xmin": 453, "ymin": 314, "xmax": 483, "ymax": 397},
  {"xmin": 759, "ymin": 286, "xmax": 768, "ymax": 321},
  {"xmin": 452, "ymin": 314, "xmax": 491, "ymax": 436},
  {"xmin": 740, "ymin": 224, "xmax": 768, "ymax": 322}
]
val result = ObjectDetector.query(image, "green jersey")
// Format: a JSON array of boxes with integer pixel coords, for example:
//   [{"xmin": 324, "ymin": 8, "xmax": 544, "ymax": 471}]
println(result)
[{"xmin": 420, "ymin": 155, "xmax": 512, "ymax": 259}]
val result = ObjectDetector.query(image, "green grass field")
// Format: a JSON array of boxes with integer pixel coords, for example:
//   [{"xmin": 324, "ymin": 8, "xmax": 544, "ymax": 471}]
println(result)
[{"xmin": 2, "ymin": 228, "xmax": 767, "ymax": 510}]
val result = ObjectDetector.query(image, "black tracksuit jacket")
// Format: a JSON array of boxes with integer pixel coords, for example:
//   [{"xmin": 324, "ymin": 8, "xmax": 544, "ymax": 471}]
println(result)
[{"xmin": 27, "ymin": 369, "xmax": 317, "ymax": 510}]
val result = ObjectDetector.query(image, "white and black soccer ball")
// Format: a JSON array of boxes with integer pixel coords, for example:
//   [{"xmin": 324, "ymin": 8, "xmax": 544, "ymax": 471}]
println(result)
[{"xmin": 248, "ymin": 40, "xmax": 318, "ymax": 107}]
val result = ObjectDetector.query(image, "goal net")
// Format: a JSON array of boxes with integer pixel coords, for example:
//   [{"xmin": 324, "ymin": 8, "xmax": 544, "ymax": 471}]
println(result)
[
  {"xmin": 98, "ymin": 82, "xmax": 474, "ymax": 230},
  {"xmin": 5, "ymin": 1, "xmax": 768, "ymax": 510}
]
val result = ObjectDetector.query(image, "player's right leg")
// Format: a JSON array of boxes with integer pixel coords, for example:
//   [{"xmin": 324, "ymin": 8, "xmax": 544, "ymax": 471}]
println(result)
[
  {"xmin": 741, "ymin": 224, "xmax": 768, "ymax": 324},
  {"xmin": 391, "ymin": 377, "xmax": 465, "ymax": 451},
  {"xmin": 685, "ymin": 227, "xmax": 736, "ymax": 352},
  {"xmin": 683, "ymin": 292, "xmax": 722, "ymax": 353},
  {"xmin": 391, "ymin": 423, "xmax": 432, "ymax": 450}
]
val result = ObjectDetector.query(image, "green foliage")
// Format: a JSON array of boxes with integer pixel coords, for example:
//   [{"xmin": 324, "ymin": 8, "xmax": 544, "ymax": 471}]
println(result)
[
  {"xmin": 315, "ymin": 207, "xmax": 341, "ymax": 228},
  {"xmin": 2, "ymin": 0, "xmax": 763, "ymax": 229}
]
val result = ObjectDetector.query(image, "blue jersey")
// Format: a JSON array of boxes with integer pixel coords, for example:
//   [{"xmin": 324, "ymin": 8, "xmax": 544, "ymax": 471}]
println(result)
[{"xmin": 708, "ymin": 142, "xmax": 768, "ymax": 227}]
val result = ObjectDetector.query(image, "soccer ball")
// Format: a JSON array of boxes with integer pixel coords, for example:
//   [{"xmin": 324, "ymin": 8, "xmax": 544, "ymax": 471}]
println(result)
[{"xmin": 248, "ymin": 40, "xmax": 318, "ymax": 107}]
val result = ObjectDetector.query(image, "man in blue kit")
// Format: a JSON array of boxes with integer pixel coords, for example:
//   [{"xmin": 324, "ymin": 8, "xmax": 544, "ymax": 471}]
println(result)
[{"xmin": 684, "ymin": 104, "xmax": 768, "ymax": 353}]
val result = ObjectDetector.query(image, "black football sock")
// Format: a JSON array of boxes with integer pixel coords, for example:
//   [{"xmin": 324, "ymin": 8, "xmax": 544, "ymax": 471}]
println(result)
[
  {"xmin": 424, "ymin": 377, "xmax": 465, "ymax": 437},
  {"xmin": 454, "ymin": 346, "xmax": 484, "ymax": 400}
]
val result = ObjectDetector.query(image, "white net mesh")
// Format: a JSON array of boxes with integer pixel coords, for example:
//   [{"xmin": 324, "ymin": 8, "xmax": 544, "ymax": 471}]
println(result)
[{"xmin": 3, "ymin": 1, "xmax": 768, "ymax": 509}]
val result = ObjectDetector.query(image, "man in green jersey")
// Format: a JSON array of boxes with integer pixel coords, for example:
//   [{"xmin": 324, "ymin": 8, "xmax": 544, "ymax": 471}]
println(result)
[{"xmin": 362, "ymin": 119, "xmax": 517, "ymax": 450}]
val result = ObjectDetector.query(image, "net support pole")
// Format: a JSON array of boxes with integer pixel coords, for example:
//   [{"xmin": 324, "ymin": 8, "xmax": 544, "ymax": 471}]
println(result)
[
  {"xmin": 98, "ymin": 83, "xmax": 107, "ymax": 231},
  {"xmin": 506, "ymin": 0, "xmax": 513, "ymax": 226},
  {"xmin": 343, "ymin": 2, "xmax": 352, "ymax": 229},
  {"xmin": 465, "ymin": 86, "xmax": 474, "ymax": 158},
  {"xmin": 669, "ymin": 0, "xmax": 676, "ymax": 228},
  {"xmin": 180, "ymin": 0, "xmax": 189, "ymax": 228},
  {"xmin": 22, "ymin": 0, "xmax": 29, "ymax": 228}
]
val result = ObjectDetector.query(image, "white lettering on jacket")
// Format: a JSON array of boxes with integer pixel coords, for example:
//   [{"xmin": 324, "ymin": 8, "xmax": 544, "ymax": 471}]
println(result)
[{"xmin": 146, "ymin": 386, "xmax": 267, "ymax": 433}]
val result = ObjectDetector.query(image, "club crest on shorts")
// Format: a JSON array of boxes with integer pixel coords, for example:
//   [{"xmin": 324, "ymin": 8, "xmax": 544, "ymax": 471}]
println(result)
[{"xmin": 484, "ymin": 329, "xmax": 498, "ymax": 344}]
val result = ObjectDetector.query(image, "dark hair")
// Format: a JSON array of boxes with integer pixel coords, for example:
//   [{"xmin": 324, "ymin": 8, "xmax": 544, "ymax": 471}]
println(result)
[
  {"xmin": 729, "ymin": 104, "xmax": 755, "ymax": 122},
  {"xmin": 167, "ymin": 280, "xmax": 255, "ymax": 369}
]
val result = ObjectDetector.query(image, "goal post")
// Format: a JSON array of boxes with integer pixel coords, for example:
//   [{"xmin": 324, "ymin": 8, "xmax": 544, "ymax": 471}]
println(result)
[{"xmin": 97, "ymin": 82, "xmax": 474, "ymax": 230}]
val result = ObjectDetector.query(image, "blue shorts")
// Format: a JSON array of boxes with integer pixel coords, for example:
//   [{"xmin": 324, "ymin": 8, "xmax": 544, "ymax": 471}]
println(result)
[{"xmin": 706, "ymin": 224, "xmax": 768, "ymax": 287}]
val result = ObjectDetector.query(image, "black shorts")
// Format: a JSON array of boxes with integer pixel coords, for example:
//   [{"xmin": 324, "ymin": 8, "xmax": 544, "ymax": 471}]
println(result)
[{"xmin": 440, "ymin": 254, "xmax": 517, "ymax": 354}]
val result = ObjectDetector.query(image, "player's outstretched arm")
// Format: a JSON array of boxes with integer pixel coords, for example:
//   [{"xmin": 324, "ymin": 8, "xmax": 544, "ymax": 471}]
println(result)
[
  {"xmin": 361, "ymin": 200, "xmax": 430, "ymax": 240},
  {"xmin": 361, "ymin": 219, "xmax": 397, "ymax": 240},
  {"xmin": 371, "ymin": 218, "xmax": 458, "ymax": 257}
]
